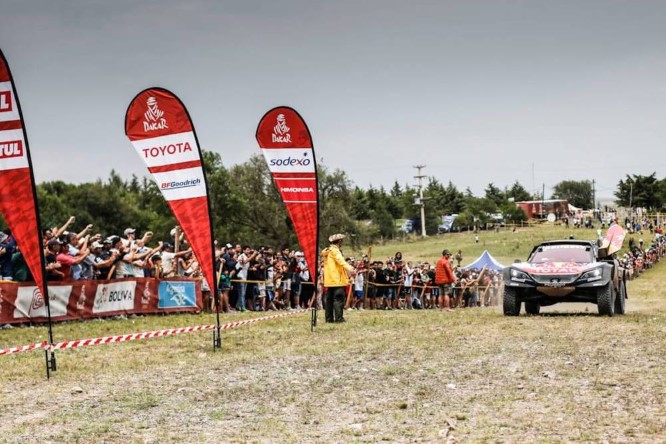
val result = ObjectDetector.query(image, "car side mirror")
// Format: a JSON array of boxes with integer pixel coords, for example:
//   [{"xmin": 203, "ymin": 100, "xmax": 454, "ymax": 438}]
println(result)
[{"xmin": 597, "ymin": 247, "xmax": 609, "ymax": 259}]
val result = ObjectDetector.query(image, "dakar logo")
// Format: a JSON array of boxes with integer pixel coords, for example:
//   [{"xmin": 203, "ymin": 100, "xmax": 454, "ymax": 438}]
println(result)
[
  {"xmin": 272, "ymin": 113, "xmax": 292, "ymax": 143},
  {"xmin": 143, "ymin": 96, "xmax": 168, "ymax": 131},
  {"xmin": 93, "ymin": 286, "xmax": 109, "ymax": 310},
  {"xmin": 0, "ymin": 91, "xmax": 12, "ymax": 112}
]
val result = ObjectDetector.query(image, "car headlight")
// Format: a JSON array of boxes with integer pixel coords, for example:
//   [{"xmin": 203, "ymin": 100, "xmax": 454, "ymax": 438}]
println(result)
[
  {"xmin": 580, "ymin": 268, "xmax": 602, "ymax": 282},
  {"xmin": 510, "ymin": 269, "xmax": 530, "ymax": 281}
]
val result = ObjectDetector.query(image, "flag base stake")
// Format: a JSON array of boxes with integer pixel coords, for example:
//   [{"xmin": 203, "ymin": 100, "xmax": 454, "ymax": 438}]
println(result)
[
  {"xmin": 213, "ymin": 328, "xmax": 222, "ymax": 350},
  {"xmin": 45, "ymin": 349, "xmax": 56, "ymax": 379},
  {"xmin": 311, "ymin": 307, "xmax": 317, "ymax": 331}
]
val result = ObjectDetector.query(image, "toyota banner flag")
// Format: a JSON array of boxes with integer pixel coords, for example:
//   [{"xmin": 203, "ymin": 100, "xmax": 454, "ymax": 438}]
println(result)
[
  {"xmin": 125, "ymin": 88, "xmax": 215, "ymax": 293},
  {"xmin": 256, "ymin": 107, "xmax": 319, "ymax": 281},
  {"xmin": 0, "ymin": 49, "xmax": 48, "ymax": 300}
]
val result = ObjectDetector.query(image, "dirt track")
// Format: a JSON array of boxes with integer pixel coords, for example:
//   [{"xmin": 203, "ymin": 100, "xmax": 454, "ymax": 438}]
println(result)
[{"xmin": 1, "ymin": 278, "xmax": 665, "ymax": 443}]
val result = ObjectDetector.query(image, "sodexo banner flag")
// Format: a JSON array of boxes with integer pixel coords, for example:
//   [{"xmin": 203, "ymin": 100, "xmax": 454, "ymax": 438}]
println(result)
[
  {"xmin": 256, "ymin": 107, "xmax": 319, "ymax": 281},
  {"xmin": 125, "ymin": 88, "xmax": 215, "ymax": 293},
  {"xmin": 0, "ymin": 49, "xmax": 48, "ymax": 300}
]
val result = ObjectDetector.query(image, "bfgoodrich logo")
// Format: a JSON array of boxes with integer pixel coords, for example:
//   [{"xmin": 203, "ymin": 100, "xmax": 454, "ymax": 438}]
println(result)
[
  {"xmin": 0, "ymin": 91, "xmax": 12, "ymax": 112},
  {"xmin": 272, "ymin": 113, "xmax": 291, "ymax": 143},
  {"xmin": 143, "ymin": 96, "xmax": 168, "ymax": 131},
  {"xmin": 161, "ymin": 178, "xmax": 201, "ymax": 190},
  {"xmin": 0, "ymin": 140, "xmax": 23, "ymax": 159}
]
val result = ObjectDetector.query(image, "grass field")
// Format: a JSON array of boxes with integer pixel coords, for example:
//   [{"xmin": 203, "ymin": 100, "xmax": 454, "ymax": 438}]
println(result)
[{"xmin": 1, "ymin": 225, "xmax": 665, "ymax": 443}]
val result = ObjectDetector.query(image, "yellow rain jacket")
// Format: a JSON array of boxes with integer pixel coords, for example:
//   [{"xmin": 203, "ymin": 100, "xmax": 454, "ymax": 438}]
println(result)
[{"xmin": 321, "ymin": 244, "xmax": 353, "ymax": 287}]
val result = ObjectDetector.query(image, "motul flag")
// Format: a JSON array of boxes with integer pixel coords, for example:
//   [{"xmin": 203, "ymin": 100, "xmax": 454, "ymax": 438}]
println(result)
[
  {"xmin": 0, "ymin": 49, "xmax": 47, "ymax": 299},
  {"xmin": 125, "ymin": 88, "xmax": 215, "ymax": 292},
  {"xmin": 256, "ymin": 107, "xmax": 319, "ymax": 280}
]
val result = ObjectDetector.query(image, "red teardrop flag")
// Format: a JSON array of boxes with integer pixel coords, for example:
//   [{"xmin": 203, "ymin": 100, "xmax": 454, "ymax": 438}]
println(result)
[
  {"xmin": 125, "ymin": 88, "xmax": 215, "ymax": 293},
  {"xmin": 0, "ymin": 49, "xmax": 47, "ymax": 299},
  {"xmin": 256, "ymin": 107, "xmax": 319, "ymax": 281}
]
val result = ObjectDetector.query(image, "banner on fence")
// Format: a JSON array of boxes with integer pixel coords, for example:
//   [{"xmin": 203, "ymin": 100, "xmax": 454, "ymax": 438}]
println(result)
[{"xmin": 0, "ymin": 278, "xmax": 202, "ymax": 324}]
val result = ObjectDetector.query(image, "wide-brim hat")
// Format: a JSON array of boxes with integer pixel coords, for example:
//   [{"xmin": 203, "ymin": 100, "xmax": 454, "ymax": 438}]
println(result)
[{"xmin": 328, "ymin": 233, "xmax": 346, "ymax": 243}]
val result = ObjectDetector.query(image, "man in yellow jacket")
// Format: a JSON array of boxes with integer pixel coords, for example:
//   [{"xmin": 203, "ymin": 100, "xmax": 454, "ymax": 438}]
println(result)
[{"xmin": 321, "ymin": 233, "xmax": 355, "ymax": 323}]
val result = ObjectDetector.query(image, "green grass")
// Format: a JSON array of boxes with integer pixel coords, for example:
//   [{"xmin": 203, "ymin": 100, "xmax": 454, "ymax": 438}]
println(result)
[
  {"xmin": 354, "ymin": 223, "xmax": 631, "ymax": 265},
  {"xmin": 0, "ymin": 224, "xmax": 665, "ymax": 442}
]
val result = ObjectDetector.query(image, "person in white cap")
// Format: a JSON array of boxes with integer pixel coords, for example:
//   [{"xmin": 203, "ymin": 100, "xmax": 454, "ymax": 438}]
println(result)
[{"xmin": 321, "ymin": 233, "xmax": 355, "ymax": 323}]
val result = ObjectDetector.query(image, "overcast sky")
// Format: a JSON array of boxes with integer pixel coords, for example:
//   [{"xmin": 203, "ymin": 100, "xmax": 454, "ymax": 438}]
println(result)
[{"xmin": 2, "ymin": 0, "xmax": 666, "ymax": 199}]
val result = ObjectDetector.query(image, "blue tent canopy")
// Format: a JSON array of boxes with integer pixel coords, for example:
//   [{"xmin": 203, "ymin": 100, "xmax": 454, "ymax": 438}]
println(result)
[{"xmin": 462, "ymin": 250, "xmax": 504, "ymax": 271}]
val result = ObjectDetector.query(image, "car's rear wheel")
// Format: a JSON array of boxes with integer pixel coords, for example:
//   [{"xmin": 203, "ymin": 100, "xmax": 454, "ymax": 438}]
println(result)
[
  {"xmin": 597, "ymin": 282, "xmax": 615, "ymax": 317},
  {"xmin": 615, "ymin": 279, "xmax": 626, "ymax": 315},
  {"xmin": 525, "ymin": 301, "xmax": 540, "ymax": 315},
  {"xmin": 503, "ymin": 287, "xmax": 521, "ymax": 316}
]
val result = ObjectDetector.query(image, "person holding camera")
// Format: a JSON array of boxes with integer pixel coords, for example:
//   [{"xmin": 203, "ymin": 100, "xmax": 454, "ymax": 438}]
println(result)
[{"xmin": 321, "ymin": 233, "xmax": 355, "ymax": 323}]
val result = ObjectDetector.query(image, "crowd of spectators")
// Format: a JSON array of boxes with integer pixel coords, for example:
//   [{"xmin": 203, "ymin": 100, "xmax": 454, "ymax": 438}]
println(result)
[
  {"xmin": 620, "ymin": 226, "xmax": 665, "ymax": 280},
  {"xmin": 1, "ymin": 214, "xmax": 664, "ymax": 315}
]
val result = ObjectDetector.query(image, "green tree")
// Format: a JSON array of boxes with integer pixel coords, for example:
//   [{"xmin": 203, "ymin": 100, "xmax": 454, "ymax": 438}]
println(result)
[
  {"xmin": 615, "ymin": 173, "xmax": 663, "ymax": 210},
  {"xmin": 484, "ymin": 183, "xmax": 506, "ymax": 207},
  {"xmin": 552, "ymin": 180, "xmax": 593, "ymax": 208},
  {"xmin": 506, "ymin": 181, "xmax": 533, "ymax": 202}
]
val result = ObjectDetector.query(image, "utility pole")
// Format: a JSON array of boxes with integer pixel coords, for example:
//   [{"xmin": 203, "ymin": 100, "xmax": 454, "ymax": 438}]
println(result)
[
  {"xmin": 592, "ymin": 179, "xmax": 596, "ymax": 209},
  {"xmin": 414, "ymin": 165, "xmax": 427, "ymax": 237}
]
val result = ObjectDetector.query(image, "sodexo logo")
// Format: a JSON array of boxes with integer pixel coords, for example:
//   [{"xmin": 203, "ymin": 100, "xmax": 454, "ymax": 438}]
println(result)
[
  {"xmin": 271, "ymin": 113, "xmax": 291, "ymax": 143},
  {"xmin": 269, "ymin": 151, "xmax": 311, "ymax": 168},
  {"xmin": 143, "ymin": 96, "xmax": 168, "ymax": 131}
]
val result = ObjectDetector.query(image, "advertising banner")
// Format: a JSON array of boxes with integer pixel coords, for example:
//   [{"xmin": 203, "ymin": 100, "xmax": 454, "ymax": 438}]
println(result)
[
  {"xmin": 0, "ymin": 49, "xmax": 47, "ymax": 301},
  {"xmin": 0, "ymin": 278, "xmax": 202, "ymax": 324},
  {"xmin": 125, "ymin": 89, "xmax": 215, "ymax": 295},
  {"xmin": 256, "ymin": 107, "xmax": 319, "ymax": 280},
  {"xmin": 158, "ymin": 280, "xmax": 197, "ymax": 308}
]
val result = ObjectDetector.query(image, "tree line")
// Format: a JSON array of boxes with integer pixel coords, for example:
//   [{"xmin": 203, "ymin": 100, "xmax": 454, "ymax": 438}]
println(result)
[{"xmin": 2, "ymin": 152, "xmax": 665, "ymax": 250}]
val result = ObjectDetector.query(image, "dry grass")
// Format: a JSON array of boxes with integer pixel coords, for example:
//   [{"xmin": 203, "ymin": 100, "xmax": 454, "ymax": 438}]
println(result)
[{"xmin": 1, "ymin": 227, "xmax": 665, "ymax": 443}]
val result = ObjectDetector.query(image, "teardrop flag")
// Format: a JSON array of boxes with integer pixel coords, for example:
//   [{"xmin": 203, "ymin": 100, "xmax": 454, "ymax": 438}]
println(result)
[
  {"xmin": 256, "ymin": 107, "xmax": 319, "ymax": 282},
  {"xmin": 0, "ymin": 49, "xmax": 48, "ymax": 301},
  {"xmin": 125, "ymin": 88, "xmax": 215, "ymax": 293}
]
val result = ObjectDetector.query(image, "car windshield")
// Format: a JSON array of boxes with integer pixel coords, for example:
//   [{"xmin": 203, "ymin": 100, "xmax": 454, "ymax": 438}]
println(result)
[{"xmin": 529, "ymin": 245, "xmax": 593, "ymax": 263}]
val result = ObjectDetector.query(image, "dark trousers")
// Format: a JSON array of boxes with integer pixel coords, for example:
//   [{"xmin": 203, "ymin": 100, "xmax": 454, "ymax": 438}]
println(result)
[{"xmin": 325, "ymin": 286, "xmax": 346, "ymax": 322}]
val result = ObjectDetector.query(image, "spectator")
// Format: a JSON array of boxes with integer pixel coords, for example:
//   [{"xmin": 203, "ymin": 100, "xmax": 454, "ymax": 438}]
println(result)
[{"xmin": 435, "ymin": 249, "xmax": 455, "ymax": 311}]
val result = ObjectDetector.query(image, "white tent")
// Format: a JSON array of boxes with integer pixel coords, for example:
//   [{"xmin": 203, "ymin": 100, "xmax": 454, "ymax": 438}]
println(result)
[{"xmin": 462, "ymin": 250, "xmax": 505, "ymax": 271}]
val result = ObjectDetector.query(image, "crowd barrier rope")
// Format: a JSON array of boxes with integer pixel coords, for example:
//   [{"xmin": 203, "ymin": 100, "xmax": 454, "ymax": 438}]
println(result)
[{"xmin": 0, "ymin": 309, "xmax": 306, "ymax": 357}]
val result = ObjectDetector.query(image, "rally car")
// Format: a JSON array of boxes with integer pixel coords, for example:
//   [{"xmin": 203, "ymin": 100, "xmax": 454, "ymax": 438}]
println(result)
[{"xmin": 502, "ymin": 239, "xmax": 627, "ymax": 316}]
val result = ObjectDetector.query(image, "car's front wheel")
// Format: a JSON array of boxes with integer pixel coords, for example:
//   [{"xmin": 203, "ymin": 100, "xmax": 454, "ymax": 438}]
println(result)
[
  {"xmin": 615, "ymin": 278, "xmax": 626, "ymax": 315},
  {"xmin": 503, "ymin": 287, "xmax": 521, "ymax": 316},
  {"xmin": 597, "ymin": 282, "xmax": 615, "ymax": 317}
]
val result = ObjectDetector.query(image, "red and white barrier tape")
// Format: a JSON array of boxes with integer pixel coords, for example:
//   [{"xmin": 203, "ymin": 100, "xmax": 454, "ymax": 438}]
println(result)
[{"xmin": 0, "ymin": 309, "xmax": 306, "ymax": 357}]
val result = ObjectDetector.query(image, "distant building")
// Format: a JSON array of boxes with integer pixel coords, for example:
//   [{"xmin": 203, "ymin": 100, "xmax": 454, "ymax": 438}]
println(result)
[{"xmin": 515, "ymin": 199, "xmax": 569, "ymax": 219}]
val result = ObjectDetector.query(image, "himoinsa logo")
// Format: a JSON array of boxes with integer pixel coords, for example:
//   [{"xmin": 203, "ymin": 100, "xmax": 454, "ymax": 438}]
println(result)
[
  {"xmin": 142, "ymin": 142, "xmax": 193, "ymax": 158},
  {"xmin": 272, "ymin": 113, "xmax": 292, "ymax": 143},
  {"xmin": 269, "ymin": 152, "xmax": 311, "ymax": 167},
  {"xmin": 161, "ymin": 178, "xmax": 201, "ymax": 190},
  {"xmin": 0, "ymin": 91, "xmax": 12, "ymax": 112},
  {"xmin": 280, "ymin": 187, "xmax": 314, "ymax": 193},
  {"xmin": 0, "ymin": 140, "xmax": 23, "ymax": 159},
  {"xmin": 143, "ymin": 96, "xmax": 168, "ymax": 131}
]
